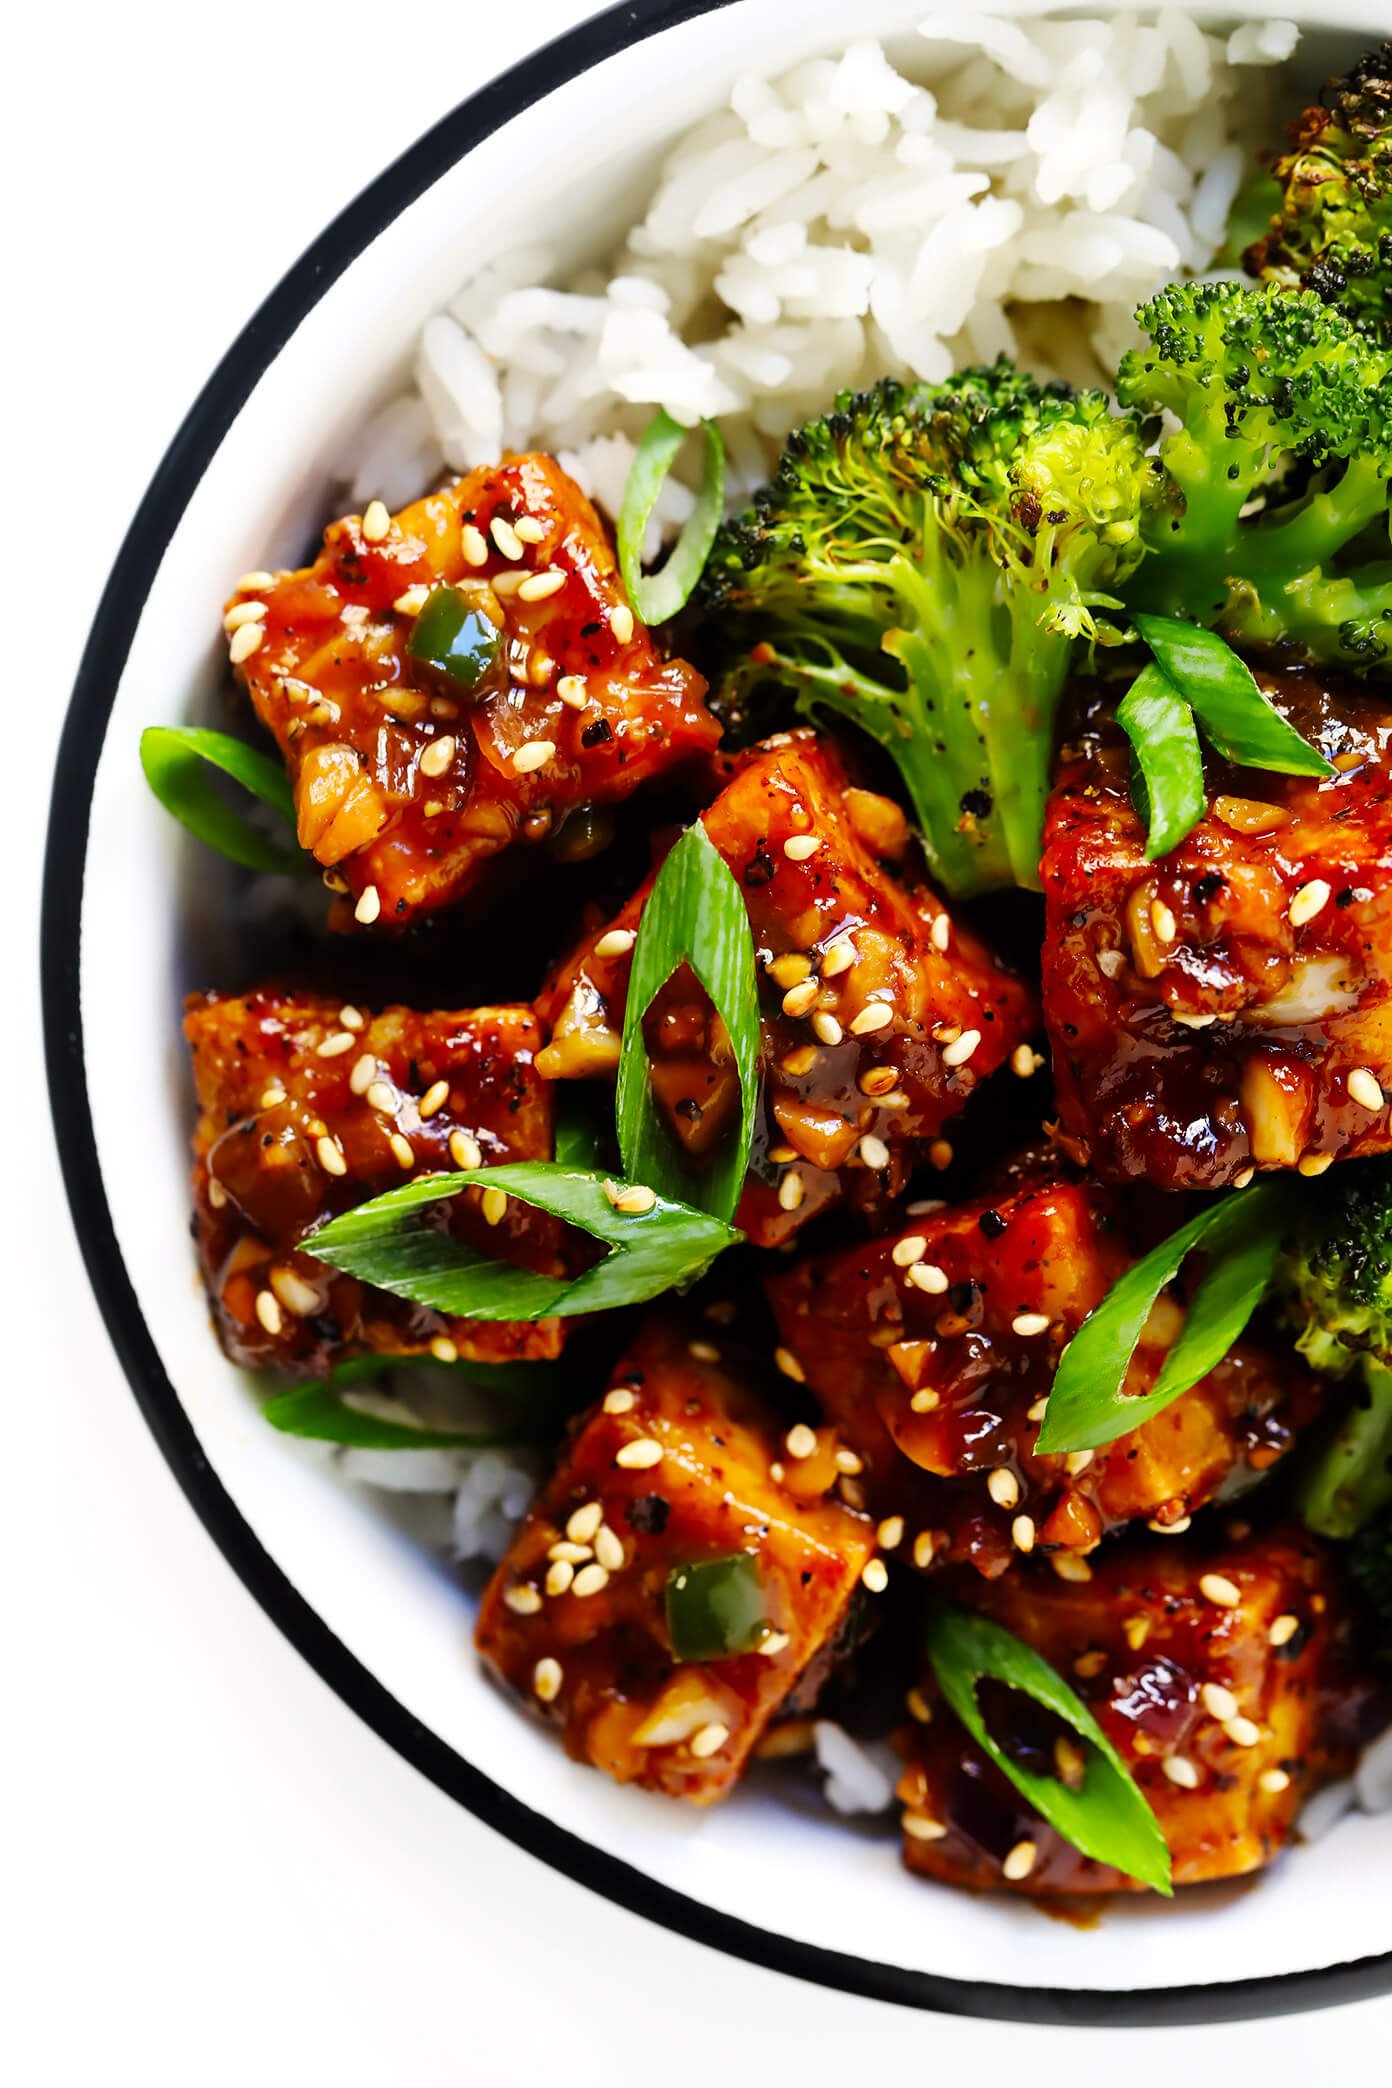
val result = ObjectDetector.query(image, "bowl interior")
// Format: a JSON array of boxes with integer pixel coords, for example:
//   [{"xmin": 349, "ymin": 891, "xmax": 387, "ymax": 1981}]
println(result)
[{"xmin": 68, "ymin": 0, "xmax": 1392, "ymax": 2006}]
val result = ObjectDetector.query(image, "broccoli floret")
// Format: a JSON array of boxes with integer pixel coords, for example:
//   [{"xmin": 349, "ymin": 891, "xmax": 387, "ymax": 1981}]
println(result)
[
  {"xmin": 1117, "ymin": 281, "xmax": 1392, "ymax": 672},
  {"xmin": 1244, "ymin": 43, "xmax": 1392, "ymax": 342},
  {"xmin": 1348, "ymin": 1503, "xmax": 1392, "ymax": 1651},
  {"xmin": 1276, "ymin": 1156, "xmax": 1392, "ymax": 1538},
  {"xmin": 700, "ymin": 365, "xmax": 1152, "ymax": 897}
]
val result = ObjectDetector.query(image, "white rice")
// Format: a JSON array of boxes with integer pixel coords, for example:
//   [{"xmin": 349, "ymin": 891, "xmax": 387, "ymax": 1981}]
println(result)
[
  {"xmin": 356, "ymin": 8, "xmax": 1301, "ymax": 533},
  {"xmin": 814, "ymin": 1720, "xmax": 899, "ymax": 1814}
]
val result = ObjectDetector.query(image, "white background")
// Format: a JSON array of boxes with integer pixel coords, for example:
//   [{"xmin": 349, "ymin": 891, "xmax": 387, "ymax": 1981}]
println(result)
[{"xmin": 9, "ymin": 1, "xmax": 1390, "ymax": 2079}]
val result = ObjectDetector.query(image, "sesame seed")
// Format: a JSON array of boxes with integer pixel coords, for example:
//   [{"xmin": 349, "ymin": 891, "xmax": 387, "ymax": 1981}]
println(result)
[
  {"xmin": 418, "ymin": 735, "xmax": 456, "ymax": 779},
  {"xmin": 929, "ymin": 912, "xmax": 951, "ymax": 952},
  {"xmin": 557, "ymin": 674, "xmax": 588, "ymax": 709},
  {"xmin": 1027, "ymin": 1396, "xmax": 1049, "ymax": 1424},
  {"xmin": 941, "ymin": 1028, "xmax": 981, "ymax": 1069},
  {"xmin": 208, "ymin": 1177, "xmax": 228, "ymax": 1209},
  {"xmin": 1259, "ymin": 1768, "xmax": 1291, "ymax": 1794},
  {"xmin": 690, "ymin": 1721, "xmax": 729, "ymax": 1759},
  {"xmin": 1224, "ymin": 1715, "xmax": 1262, "ymax": 1749},
  {"xmin": 545, "ymin": 1559, "xmax": 575, "ymax": 1597},
  {"xmin": 912, "ymin": 1532, "xmax": 937, "ymax": 1569},
  {"xmin": 785, "ymin": 1423, "xmax": 818, "ymax": 1461},
  {"xmin": 1201, "ymin": 1682, "xmax": 1238, "ymax": 1723},
  {"xmin": 1268, "ymin": 1613, "xmax": 1300, "ymax": 1647},
  {"xmin": 905, "ymin": 1687, "xmax": 932, "ymax": 1723},
  {"xmin": 835, "ymin": 1447, "xmax": 863, "ymax": 1474},
  {"xmin": 822, "ymin": 939, "xmax": 856, "ymax": 977},
  {"xmin": 565, "ymin": 1503, "xmax": 603, "ymax": 1545},
  {"xmin": 594, "ymin": 1526, "xmax": 625, "ymax": 1572},
  {"xmin": 1097, "ymin": 950, "xmax": 1125, "ymax": 979},
  {"xmin": 595, "ymin": 928, "xmax": 636, "ymax": 959},
  {"xmin": 518, "ymin": 568, "xmax": 567, "ymax": 603},
  {"xmin": 1012, "ymin": 1312, "xmax": 1051, "ymax": 1338},
  {"xmin": 774, "ymin": 1346, "xmax": 806, "ymax": 1383},
  {"xmin": 481, "ymin": 1187, "xmax": 508, "ymax": 1226},
  {"xmin": 987, "ymin": 1468, "xmax": 1020, "ymax": 1510},
  {"xmin": 1052, "ymin": 1554, "xmax": 1093, "ymax": 1583},
  {"xmin": 366, "ymin": 1080, "xmax": 396, "ymax": 1114},
  {"xmin": 859, "ymin": 1134, "xmax": 891, "ymax": 1171},
  {"xmin": 687, "ymin": 1340, "xmax": 720, "ymax": 1363},
  {"xmin": 613, "ymin": 1184, "xmax": 657, "ymax": 1215},
  {"xmin": 603, "ymin": 1388, "xmax": 637, "ymax": 1415},
  {"xmin": 781, "ymin": 979, "xmax": 820, "ymax": 1018},
  {"xmin": 490, "ymin": 516, "xmax": 524, "ymax": 560},
  {"xmin": 449, "ymin": 1129, "xmax": 483, "ymax": 1171},
  {"xmin": 461, "ymin": 522, "xmax": 489, "ymax": 566},
  {"xmin": 349, "ymin": 1053, "xmax": 376, "ymax": 1094},
  {"xmin": 339, "ymin": 1005, "xmax": 364, "ymax": 1031},
  {"xmin": 228, "ymin": 620, "xmax": 265, "ymax": 664},
  {"xmin": 1348, "ymin": 1067, "xmax": 1385, "ymax": 1112},
  {"xmin": 1122, "ymin": 1615, "xmax": 1150, "ymax": 1652},
  {"xmin": 1151, "ymin": 898, "xmax": 1177, "ymax": 944},
  {"xmin": 1011, "ymin": 1044, "xmax": 1043, "ymax": 1078},
  {"xmin": 1002, "ymin": 1839, "xmax": 1038, "ymax": 1882},
  {"xmin": 1163, "ymin": 1755, "xmax": 1200, "ymax": 1790},
  {"xmin": 270, "ymin": 1267, "xmax": 319, "ymax": 1317},
  {"xmin": 316, "ymin": 1030, "xmax": 356, "ymax": 1059},
  {"xmin": 929, "ymin": 1140, "xmax": 954, "ymax": 1170},
  {"xmin": 892, "ymin": 1235, "xmax": 928, "ymax": 1267},
  {"xmin": 812, "ymin": 1012, "xmax": 843, "ymax": 1046},
  {"xmin": 430, "ymin": 1334, "xmax": 458, "ymax": 1363},
  {"xmin": 419, "ymin": 1078, "xmax": 450, "ymax": 1118},
  {"xmin": 1074, "ymin": 1650, "xmax": 1107, "ymax": 1678},
  {"xmin": 609, "ymin": 604, "xmax": 635, "ymax": 645},
  {"xmin": 504, "ymin": 1584, "xmax": 542, "ymax": 1616},
  {"xmin": 761, "ymin": 1632, "xmax": 791, "ymax": 1657},
  {"xmin": 533, "ymin": 1657, "xmax": 563, "ymax": 1702},
  {"xmin": 1291, "ymin": 879, "xmax": 1334, "ymax": 929},
  {"xmin": 235, "ymin": 571, "xmax": 275, "ymax": 592},
  {"xmin": 903, "ymin": 1812, "xmax": 948, "ymax": 1842},
  {"xmin": 255, "ymin": 1289, "xmax": 283, "ymax": 1337},
  {"xmin": 1011, "ymin": 1515, "xmax": 1036, "ymax": 1552},
  {"xmin": 1298, "ymin": 1151, "xmax": 1335, "ymax": 1177},
  {"xmin": 1064, "ymin": 1449, "xmax": 1095, "ymax": 1477},
  {"xmin": 224, "ymin": 598, "xmax": 268, "ymax": 631},
  {"xmin": 777, "ymin": 1172, "xmax": 805, "ymax": 1213},
  {"xmin": 1200, "ymin": 1572, "xmax": 1242, "ymax": 1608},
  {"xmin": 782, "ymin": 1045, "xmax": 818, "ymax": 1076},
  {"xmin": 571, "ymin": 1563, "xmax": 610, "ymax": 1599},
  {"xmin": 878, "ymin": 1516, "xmax": 905, "ymax": 1549},
  {"xmin": 768, "ymin": 953, "xmax": 812, "ymax": 988},
  {"xmin": 354, "ymin": 885, "xmax": 381, "ymax": 926},
  {"xmin": 513, "ymin": 515, "xmax": 546, "ymax": 545},
  {"xmin": 783, "ymin": 834, "xmax": 819, "ymax": 862},
  {"xmin": 260, "ymin": 1084, "xmax": 287, "ymax": 1109},
  {"xmin": 906, "ymin": 1261, "xmax": 949, "ymax": 1294},
  {"xmin": 361, "ymin": 500, "xmax": 390, "ymax": 542},
  {"xmin": 316, "ymin": 1135, "xmax": 347, "ymax": 1176},
  {"xmin": 393, "ymin": 585, "xmax": 431, "ymax": 617},
  {"xmin": 767, "ymin": 1145, "xmax": 798, "ymax": 1164},
  {"xmin": 512, "ymin": 740, "xmax": 555, "ymax": 775},
  {"xmin": 389, "ymin": 1133, "xmax": 415, "ymax": 1170},
  {"xmin": 909, "ymin": 1391, "xmax": 940, "ymax": 1416},
  {"xmin": 861, "ymin": 1558, "xmax": 889, "ymax": 1594},
  {"xmin": 615, "ymin": 1437, "xmax": 663, "ymax": 1470},
  {"xmin": 849, "ymin": 1003, "xmax": 894, "ymax": 1037},
  {"xmin": 492, "ymin": 571, "xmax": 527, "ymax": 599}
]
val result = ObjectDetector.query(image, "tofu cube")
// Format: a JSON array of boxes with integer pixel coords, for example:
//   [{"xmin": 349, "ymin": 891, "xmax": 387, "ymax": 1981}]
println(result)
[
  {"xmin": 1043, "ymin": 665, "xmax": 1392, "ymax": 1188},
  {"xmin": 184, "ymin": 989, "xmax": 563, "ymax": 1372},
  {"xmin": 536, "ymin": 731, "xmax": 1038, "ymax": 1245},
  {"xmin": 474, "ymin": 1319, "xmax": 876, "ymax": 1802},
  {"xmin": 227, "ymin": 454, "xmax": 719, "ymax": 924}
]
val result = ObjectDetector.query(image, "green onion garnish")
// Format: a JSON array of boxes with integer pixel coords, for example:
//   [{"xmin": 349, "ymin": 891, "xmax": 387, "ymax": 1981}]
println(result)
[
  {"xmin": 924, "ymin": 1600, "xmax": 1172, "ymax": 1895},
  {"xmin": 140, "ymin": 725, "xmax": 301, "ymax": 874},
  {"xmin": 263, "ymin": 1353, "xmax": 563, "ymax": 1449},
  {"xmin": 616, "ymin": 820, "xmax": 760, "ymax": 1225},
  {"xmin": 305, "ymin": 1162, "xmax": 740, "ymax": 1322},
  {"xmin": 1036, "ymin": 1179, "xmax": 1292, "ymax": 1455},
  {"xmin": 405, "ymin": 583, "xmax": 503, "ymax": 691},
  {"xmin": 665, "ymin": 1555, "xmax": 769, "ymax": 1662},
  {"xmin": 617, "ymin": 408, "xmax": 726, "ymax": 627},
  {"xmin": 1117, "ymin": 663, "xmax": 1206, "ymax": 861}
]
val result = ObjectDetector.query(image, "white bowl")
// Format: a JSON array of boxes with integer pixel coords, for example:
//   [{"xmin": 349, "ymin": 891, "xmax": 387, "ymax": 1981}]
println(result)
[{"xmin": 43, "ymin": 0, "xmax": 1392, "ymax": 2024}]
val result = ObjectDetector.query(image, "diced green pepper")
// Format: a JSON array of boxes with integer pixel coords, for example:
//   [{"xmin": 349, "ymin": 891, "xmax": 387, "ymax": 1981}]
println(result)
[
  {"xmin": 665, "ymin": 1554, "xmax": 768, "ymax": 1662},
  {"xmin": 406, "ymin": 584, "xmax": 502, "ymax": 692}
]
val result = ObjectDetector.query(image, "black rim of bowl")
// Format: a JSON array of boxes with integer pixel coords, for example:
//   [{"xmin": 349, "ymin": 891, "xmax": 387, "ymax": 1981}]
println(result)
[{"xmin": 40, "ymin": 0, "xmax": 1392, "ymax": 2026}]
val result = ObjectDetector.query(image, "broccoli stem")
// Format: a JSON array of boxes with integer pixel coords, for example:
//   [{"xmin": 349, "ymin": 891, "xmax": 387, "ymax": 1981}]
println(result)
[{"xmin": 1299, "ymin": 1358, "xmax": 1392, "ymax": 1539}]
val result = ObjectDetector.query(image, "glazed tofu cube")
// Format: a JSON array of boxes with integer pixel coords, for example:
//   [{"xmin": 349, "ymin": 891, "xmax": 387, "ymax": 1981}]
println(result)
[
  {"xmin": 1043, "ymin": 665, "xmax": 1392, "ymax": 1189},
  {"xmin": 765, "ymin": 1176, "xmax": 1316, "ymax": 1578},
  {"xmin": 535, "ymin": 731, "xmax": 1038, "ymax": 1245},
  {"xmin": 474, "ymin": 1319, "xmax": 876, "ymax": 1802},
  {"xmin": 226, "ymin": 454, "xmax": 719, "ymax": 924},
  {"xmin": 895, "ymin": 1530, "xmax": 1353, "ymax": 1892},
  {"xmin": 184, "ymin": 989, "xmax": 564, "ymax": 1372}
]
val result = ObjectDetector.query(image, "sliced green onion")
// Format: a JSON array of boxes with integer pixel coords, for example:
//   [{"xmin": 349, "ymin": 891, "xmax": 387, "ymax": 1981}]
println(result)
[
  {"xmin": 140, "ymin": 725, "xmax": 301, "ymax": 874},
  {"xmin": 617, "ymin": 408, "xmax": 726, "ymax": 626},
  {"xmin": 924, "ymin": 1601, "xmax": 1172, "ymax": 1895},
  {"xmin": 1117, "ymin": 662, "xmax": 1207, "ymax": 859},
  {"xmin": 263, "ymin": 1382, "xmax": 529, "ymax": 1450},
  {"xmin": 666, "ymin": 1555, "xmax": 769, "ymax": 1662},
  {"xmin": 405, "ymin": 583, "xmax": 502, "ymax": 691},
  {"xmin": 1133, "ymin": 615, "xmax": 1334, "ymax": 778},
  {"xmin": 1036, "ymin": 1179, "xmax": 1292, "ymax": 1455},
  {"xmin": 305, "ymin": 1162, "xmax": 740, "ymax": 1322},
  {"xmin": 616, "ymin": 821, "xmax": 760, "ymax": 1225}
]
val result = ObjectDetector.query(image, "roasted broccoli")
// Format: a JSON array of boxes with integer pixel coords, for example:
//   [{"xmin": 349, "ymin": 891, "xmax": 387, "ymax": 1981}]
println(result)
[
  {"xmin": 700, "ymin": 366, "xmax": 1152, "ymax": 897},
  {"xmin": 1348, "ymin": 1504, "xmax": 1392, "ymax": 1651},
  {"xmin": 1244, "ymin": 42, "xmax": 1392, "ymax": 342},
  {"xmin": 1276, "ymin": 1156, "xmax": 1392, "ymax": 1539},
  {"xmin": 1116, "ymin": 280, "xmax": 1392, "ymax": 672}
]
